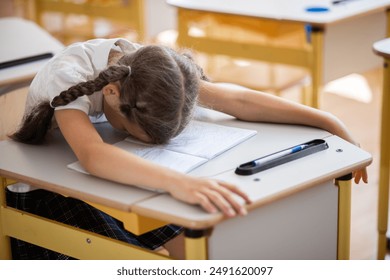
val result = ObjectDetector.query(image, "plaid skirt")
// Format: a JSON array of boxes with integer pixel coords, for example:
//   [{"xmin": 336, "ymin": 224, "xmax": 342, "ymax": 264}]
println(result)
[{"xmin": 6, "ymin": 188, "xmax": 183, "ymax": 260}]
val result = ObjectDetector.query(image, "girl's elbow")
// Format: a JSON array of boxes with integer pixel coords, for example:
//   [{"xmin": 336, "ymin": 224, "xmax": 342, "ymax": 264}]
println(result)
[{"xmin": 77, "ymin": 147, "xmax": 100, "ymax": 175}]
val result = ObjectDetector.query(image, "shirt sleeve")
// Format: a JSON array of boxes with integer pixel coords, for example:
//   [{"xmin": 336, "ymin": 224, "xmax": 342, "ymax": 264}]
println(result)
[
  {"xmin": 51, "ymin": 48, "xmax": 96, "ymax": 114},
  {"xmin": 27, "ymin": 42, "xmax": 98, "ymax": 115},
  {"xmin": 50, "ymin": 55, "xmax": 92, "ymax": 114}
]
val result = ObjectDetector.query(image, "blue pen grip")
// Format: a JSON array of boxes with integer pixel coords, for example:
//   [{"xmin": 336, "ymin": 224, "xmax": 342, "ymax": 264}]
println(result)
[{"xmin": 291, "ymin": 146, "xmax": 303, "ymax": 153}]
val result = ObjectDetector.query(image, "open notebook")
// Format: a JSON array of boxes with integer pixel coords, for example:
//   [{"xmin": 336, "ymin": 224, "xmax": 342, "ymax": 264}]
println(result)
[{"xmin": 68, "ymin": 120, "xmax": 257, "ymax": 176}]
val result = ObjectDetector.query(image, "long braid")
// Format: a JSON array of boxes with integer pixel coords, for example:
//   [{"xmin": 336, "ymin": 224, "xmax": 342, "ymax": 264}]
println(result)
[
  {"xmin": 10, "ymin": 101, "xmax": 55, "ymax": 144},
  {"xmin": 11, "ymin": 65, "xmax": 130, "ymax": 144},
  {"xmin": 51, "ymin": 65, "xmax": 129, "ymax": 107}
]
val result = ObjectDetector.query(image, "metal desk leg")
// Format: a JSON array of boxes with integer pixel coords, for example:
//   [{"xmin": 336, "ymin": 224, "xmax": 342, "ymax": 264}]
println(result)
[
  {"xmin": 309, "ymin": 26, "xmax": 324, "ymax": 109},
  {"xmin": 184, "ymin": 229, "xmax": 210, "ymax": 260},
  {"xmin": 336, "ymin": 174, "xmax": 353, "ymax": 260},
  {"xmin": 0, "ymin": 177, "xmax": 14, "ymax": 259},
  {"xmin": 378, "ymin": 59, "xmax": 390, "ymax": 260}
]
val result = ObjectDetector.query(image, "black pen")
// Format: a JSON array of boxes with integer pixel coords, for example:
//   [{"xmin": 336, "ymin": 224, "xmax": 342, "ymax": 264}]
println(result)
[
  {"xmin": 0, "ymin": 52, "xmax": 53, "ymax": 70},
  {"xmin": 235, "ymin": 139, "xmax": 328, "ymax": 175},
  {"xmin": 332, "ymin": 0, "xmax": 360, "ymax": 5}
]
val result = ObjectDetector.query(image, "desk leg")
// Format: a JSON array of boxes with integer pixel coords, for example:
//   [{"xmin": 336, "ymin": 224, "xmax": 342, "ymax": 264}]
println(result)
[
  {"xmin": 309, "ymin": 27, "xmax": 324, "ymax": 109},
  {"xmin": 0, "ymin": 177, "xmax": 14, "ymax": 259},
  {"xmin": 184, "ymin": 229, "xmax": 209, "ymax": 260},
  {"xmin": 336, "ymin": 174, "xmax": 353, "ymax": 260},
  {"xmin": 387, "ymin": 9, "xmax": 390, "ymax": 37},
  {"xmin": 378, "ymin": 59, "xmax": 390, "ymax": 260}
]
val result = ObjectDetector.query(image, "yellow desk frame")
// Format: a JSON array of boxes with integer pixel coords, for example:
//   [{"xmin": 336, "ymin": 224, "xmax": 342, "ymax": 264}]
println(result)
[
  {"xmin": 175, "ymin": 9, "xmax": 321, "ymax": 108},
  {"xmin": 29, "ymin": 0, "xmax": 146, "ymax": 43}
]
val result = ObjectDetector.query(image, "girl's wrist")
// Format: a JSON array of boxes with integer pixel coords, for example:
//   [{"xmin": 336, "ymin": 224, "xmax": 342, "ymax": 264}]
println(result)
[
  {"xmin": 324, "ymin": 112, "xmax": 357, "ymax": 145},
  {"xmin": 160, "ymin": 169, "xmax": 190, "ymax": 193}
]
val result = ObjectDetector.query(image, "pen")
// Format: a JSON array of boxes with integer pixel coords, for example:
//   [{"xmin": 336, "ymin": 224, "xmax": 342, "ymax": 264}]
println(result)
[
  {"xmin": 235, "ymin": 139, "xmax": 328, "ymax": 175},
  {"xmin": 332, "ymin": 0, "xmax": 360, "ymax": 5},
  {"xmin": 0, "ymin": 52, "xmax": 53, "ymax": 70},
  {"xmin": 239, "ymin": 144, "xmax": 310, "ymax": 169}
]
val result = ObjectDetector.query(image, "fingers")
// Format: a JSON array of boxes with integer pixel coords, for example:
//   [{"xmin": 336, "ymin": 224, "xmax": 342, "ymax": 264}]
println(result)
[
  {"xmin": 354, "ymin": 168, "xmax": 368, "ymax": 184},
  {"xmin": 196, "ymin": 180, "xmax": 251, "ymax": 217},
  {"xmin": 362, "ymin": 168, "xmax": 368, "ymax": 183},
  {"xmin": 195, "ymin": 192, "xmax": 219, "ymax": 214},
  {"xmin": 212, "ymin": 185, "xmax": 248, "ymax": 217},
  {"xmin": 353, "ymin": 172, "xmax": 360, "ymax": 184},
  {"xmin": 352, "ymin": 144, "xmax": 368, "ymax": 184},
  {"xmin": 218, "ymin": 181, "xmax": 252, "ymax": 204},
  {"xmin": 198, "ymin": 189, "xmax": 239, "ymax": 217}
]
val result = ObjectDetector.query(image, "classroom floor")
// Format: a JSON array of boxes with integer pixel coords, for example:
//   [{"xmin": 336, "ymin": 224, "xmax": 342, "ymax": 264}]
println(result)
[{"xmin": 1, "ymin": 0, "xmax": 389, "ymax": 259}]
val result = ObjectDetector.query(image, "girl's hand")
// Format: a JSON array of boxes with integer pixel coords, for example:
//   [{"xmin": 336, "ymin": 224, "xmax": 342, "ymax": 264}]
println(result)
[
  {"xmin": 351, "ymin": 143, "xmax": 368, "ymax": 184},
  {"xmin": 324, "ymin": 116, "xmax": 369, "ymax": 185},
  {"xmin": 353, "ymin": 167, "xmax": 368, "ymax": 184},
  {"xmin": 167, "ymin": 176, "xmax": 252, "ymax": 217},
  {"xmin": 343, "ymin": 143, "xmax": 369, "ymax": 184}
]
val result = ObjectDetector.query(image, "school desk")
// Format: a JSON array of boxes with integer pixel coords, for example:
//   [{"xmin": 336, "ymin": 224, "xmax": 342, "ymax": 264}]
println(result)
[
  {"xmin": 373, "ymin": 38, "xmax": 390, "ymax": 260},
  {"xmin": 167, "ymin": 0, "xmax": 390, "ymax": 108},
  {"xmin": 0, "ymin": 108, "xmax": 371, "ymax": 260},
  {"xmin": 29, "ymin": 0, "xmax": 146, "ymax": 44},
  {"xmin": 0, "ymin": 17, "xmax": 64, "ymax": 92}
]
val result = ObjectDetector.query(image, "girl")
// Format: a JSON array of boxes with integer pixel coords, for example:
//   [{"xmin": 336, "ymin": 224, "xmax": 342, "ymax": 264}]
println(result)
[{"xmin": 8, "ymin": 38, "xmax": 367, "ymax": 259}]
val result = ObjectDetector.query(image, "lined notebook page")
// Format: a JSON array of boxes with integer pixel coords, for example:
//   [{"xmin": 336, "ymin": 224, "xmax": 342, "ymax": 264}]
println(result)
[
  {"xmin": 125, "ymin": 120, "xmax": 257, "ymax": 159},
  {"xmin": 68, "ymin": 120, "xmax": 257, "ymax": 175}
]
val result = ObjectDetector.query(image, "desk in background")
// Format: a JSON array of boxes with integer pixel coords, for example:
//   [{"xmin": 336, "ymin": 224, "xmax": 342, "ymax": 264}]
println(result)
[
  {"xmin": 23, "ymin": 0, "xmax": 146, "ymax": 44},
  {"xmin": 0, "ymin": 17, "xmax": 64, "ymax": 92},
  {"xmin": 18, "ymin": 0, "xmax": 176, "ymax": 45},
  {"xmin": 0, "ymin": 108, "xmax": 372, "ymax": 259},
  {"xmin": 168, "ymin": 0, "xmax": 390, "ymax": 108},
  {"xmin": 373, "ymin": 38, "xmax": 390, "ymax": 260}
]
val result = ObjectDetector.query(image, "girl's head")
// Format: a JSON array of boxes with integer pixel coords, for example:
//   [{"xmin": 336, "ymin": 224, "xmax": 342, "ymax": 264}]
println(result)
[
  {"xmin": 12, "ymin": 45, "xmax": 208, "ymax": 144},
  {"xmin": 114, "ymin": 45, "xmax": 205, "ymax": 144}
]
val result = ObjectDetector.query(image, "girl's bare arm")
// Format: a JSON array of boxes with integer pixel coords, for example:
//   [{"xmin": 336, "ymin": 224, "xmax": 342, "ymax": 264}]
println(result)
[{"xmin": 198, "ymin": 81, "xmax": 368, "ymax": 183}]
